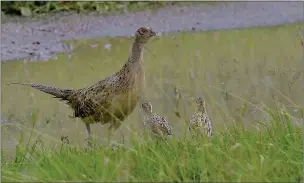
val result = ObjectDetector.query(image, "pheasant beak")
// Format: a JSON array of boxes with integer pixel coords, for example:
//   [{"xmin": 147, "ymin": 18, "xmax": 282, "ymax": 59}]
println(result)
[{"xmin": 150, "ymin": 30, "xmax": 156, "ymax": 37}]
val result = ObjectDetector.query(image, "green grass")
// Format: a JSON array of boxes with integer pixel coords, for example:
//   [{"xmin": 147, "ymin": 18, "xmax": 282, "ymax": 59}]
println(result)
[{"xmin": 1, "ymin": 109, "xmax": 303, "ymax": 182}]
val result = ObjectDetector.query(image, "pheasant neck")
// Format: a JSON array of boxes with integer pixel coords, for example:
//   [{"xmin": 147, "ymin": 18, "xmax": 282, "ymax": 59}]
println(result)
[
  {"xmin": 127, "ymin": 39, "xmax": 145, "ymax": 64},
  {"xmin": 197, "ymin": 105, "xmax": 206, "ymax": 113},
  {"xmin": 144, "ymin": 113, "xmax": 153, "ymax": 118},
  {"xmin": 119, "ymin": 39, "xmax": 145, "ymax": 75},
  {"xmin": 145, "ymin": 110, "xmax": 153, "ymax": 116}
]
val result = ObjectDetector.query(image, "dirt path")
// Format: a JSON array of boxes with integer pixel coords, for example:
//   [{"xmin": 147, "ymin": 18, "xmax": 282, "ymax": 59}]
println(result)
[{"xmin": 1, "ymin": 1, "xmax": 303, "ymax": 62}]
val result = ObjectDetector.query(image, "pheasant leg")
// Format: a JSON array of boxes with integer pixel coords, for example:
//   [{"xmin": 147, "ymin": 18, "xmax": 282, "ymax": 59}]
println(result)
[
  {"xmin": 107, "ymin": 121, "xmax": 122, "ymax": 145},
  {"xmin": 107, "ymin": 127, "xmax": 112, "ymax": 145},
  {"xmin": 86, "ymin": 124, "xmax": 92, "ymax": 147}
]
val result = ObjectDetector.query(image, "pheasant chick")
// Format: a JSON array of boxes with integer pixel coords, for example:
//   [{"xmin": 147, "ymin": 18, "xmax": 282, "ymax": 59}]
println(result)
[
  {"xmin": 141, "ymin": 101, "xmax": 173, "ymax": 138},
  {"xmin": 189, "ymin": 97, "xmax": 212, "ymax": 137}
]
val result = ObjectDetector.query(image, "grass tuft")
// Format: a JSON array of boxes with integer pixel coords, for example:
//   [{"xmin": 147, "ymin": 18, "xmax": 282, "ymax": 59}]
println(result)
[{"xmin": 2, "ymin": 108, "xmax": 302, "ymax": 182}]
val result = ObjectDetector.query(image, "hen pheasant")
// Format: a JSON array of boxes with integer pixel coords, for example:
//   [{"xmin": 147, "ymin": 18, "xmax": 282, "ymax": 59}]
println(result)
[
  {"xmin": 140, "ymin": 101, "xmax": 173, "ymax": 139},
  {"xmin": 7, "ymin": 26, "xmax": 156, "ymax": 143},
  {"xmin": 189, "ymin": 97, "xmax": 212, "ymax": 138}
]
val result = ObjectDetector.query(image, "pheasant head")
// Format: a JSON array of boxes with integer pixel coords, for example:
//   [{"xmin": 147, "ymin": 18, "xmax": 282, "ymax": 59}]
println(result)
[
  {"xmin": 195, "ymin": 97, "xmax": 206, "ymax": 112},
  {"xmin": 140, "ymin": 101, "xmax": 153, "ymax": 115},
  {"xmin": 135, "ymin": 26, "xmax": 156, "ymax": 43}
]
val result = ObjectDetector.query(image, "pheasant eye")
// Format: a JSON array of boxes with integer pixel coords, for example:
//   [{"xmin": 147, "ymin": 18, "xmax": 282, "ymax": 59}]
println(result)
[{"xmin": 138, "ymin": 28, "xmax": 148, "ymax": 35}]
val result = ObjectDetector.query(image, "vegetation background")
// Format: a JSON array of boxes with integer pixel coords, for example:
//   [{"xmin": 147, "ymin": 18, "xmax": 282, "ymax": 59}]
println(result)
[
  {"xmin": 1, "ymin": 1, "xmax": 194, "ymax": 16},
  {"xmin": 1, "ymin": 1, "xmax": 303, "ymax": 182}
]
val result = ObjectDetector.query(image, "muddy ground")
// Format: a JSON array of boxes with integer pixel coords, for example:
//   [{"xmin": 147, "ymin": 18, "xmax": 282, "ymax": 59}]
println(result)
[{"xmin": 1, "ymin": 1, "xmax": 303, "ymax": 62}]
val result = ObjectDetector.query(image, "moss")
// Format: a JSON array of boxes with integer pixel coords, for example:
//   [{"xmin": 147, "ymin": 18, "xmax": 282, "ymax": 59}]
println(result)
[{"xmin": 1, "ymin": 1, "xmax": 205, "ymax": 17}]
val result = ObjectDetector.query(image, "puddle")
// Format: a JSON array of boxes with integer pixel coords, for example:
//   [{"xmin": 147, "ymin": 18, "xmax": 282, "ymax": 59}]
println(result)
[{"xmin": 1, "ymin": 1, "xmax": 303, "ymax": 62}]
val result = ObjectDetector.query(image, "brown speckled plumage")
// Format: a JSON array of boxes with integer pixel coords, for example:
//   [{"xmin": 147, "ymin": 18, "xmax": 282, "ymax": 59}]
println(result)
[
  {"xmin": 189, "ymin": 97, "xmax": 212, "ymax": 137},
  {"xmin": 140, "ymin": 101, "xmax": 173, "ymax": 138},
  {"xmin": 7, "ymin": 26, "xmax": 156, "ymax": 142}
]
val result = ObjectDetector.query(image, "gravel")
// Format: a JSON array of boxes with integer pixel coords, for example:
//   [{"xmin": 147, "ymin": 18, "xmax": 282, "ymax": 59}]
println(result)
[{"xmin": 1, "ymin": 1, "xmax": 303, "ymax": 62}]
